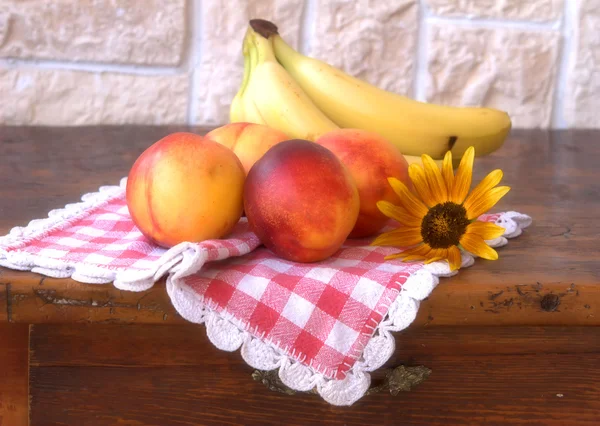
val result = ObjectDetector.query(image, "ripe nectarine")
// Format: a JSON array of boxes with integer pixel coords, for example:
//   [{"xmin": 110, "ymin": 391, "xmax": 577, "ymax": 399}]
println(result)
[
  {"xmin": 126, "ymin": 132, "xmax": 245, "ymax": 248},
  {"xmin": 205, "ymin": 122, "xmax": 290, "ymax": 175},
  {"xmin": 243, "ymin": 139, "xmax": 360, "ymax": 262},
  {"xmin": 316, "ymin": 129, "xmax": 411, "ymax": 238}
]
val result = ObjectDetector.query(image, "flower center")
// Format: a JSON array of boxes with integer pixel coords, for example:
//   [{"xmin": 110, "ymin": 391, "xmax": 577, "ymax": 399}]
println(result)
[{"xmin": 421, "ymin": 202, "xmax": 470, "ymax": 249}]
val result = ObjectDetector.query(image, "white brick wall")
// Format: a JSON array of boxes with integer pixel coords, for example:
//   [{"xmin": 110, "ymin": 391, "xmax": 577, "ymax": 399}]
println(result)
[{"xmin": 0, "ymin": 0, "xmax": 598, "ymax": 128}]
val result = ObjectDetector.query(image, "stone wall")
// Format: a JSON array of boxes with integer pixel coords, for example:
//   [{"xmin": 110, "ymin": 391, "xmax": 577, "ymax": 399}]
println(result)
[{"xmin": 0, "ymin": 0, "xmax": 597, "ymax": 128}]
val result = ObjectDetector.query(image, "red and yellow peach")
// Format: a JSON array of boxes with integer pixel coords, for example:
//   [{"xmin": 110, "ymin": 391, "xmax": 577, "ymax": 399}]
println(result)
[
  {"xmin": 243, "ymin": 139, "xmax": 360, "ymax": 262},
  {"xmin": 205, "ymin": 122, "xmax": 290, "ymax": 175},
  {"xmin": 126, "ymin": 132, "xmax": 245, "ymax": 248},
  {"xmin": 316, "ymin": 129, "xmax": 411, "ymax": 238}
]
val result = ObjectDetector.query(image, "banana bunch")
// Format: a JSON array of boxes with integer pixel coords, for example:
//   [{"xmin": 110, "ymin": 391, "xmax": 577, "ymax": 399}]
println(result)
[
  {"xmin": 230, "ymin": 19, "xmax": 512, "ymax": 164},
  {"xmin": 231, "ymin": 24, "xmax": 338, "ymax": 141}
]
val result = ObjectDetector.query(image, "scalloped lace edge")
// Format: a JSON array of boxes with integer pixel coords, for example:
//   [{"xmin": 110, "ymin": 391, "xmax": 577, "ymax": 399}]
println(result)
[{"xmin": 166, "ymin": 212, "xmax": 532, "ymax": 407}]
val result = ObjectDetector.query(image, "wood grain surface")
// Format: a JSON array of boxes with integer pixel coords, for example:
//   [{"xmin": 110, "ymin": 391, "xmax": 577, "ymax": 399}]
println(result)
[
  {"xmin": 29, "ymin": 323, "xmax": 600, "ymax": 366},
  {"xmin": 3, "ymin": 127, "xmax": 599, "ymax": 425},
  {"xmin": 1, "ymin": 127, "xmax": 599, "ymax": 327},
  {"xmin": 0, "ymin": 324, "xmax": 29, "ymax": 426},
  {"xmin": 28, "ymin": 324, "xmax": 600, "ymax": 426},
  {"xmin": 1, "ymin": 270, "xmax": 185, "ymax": 325},
  {"xmin": 0, "ymin": 283, "xmax": 7, "ymax": 322}
]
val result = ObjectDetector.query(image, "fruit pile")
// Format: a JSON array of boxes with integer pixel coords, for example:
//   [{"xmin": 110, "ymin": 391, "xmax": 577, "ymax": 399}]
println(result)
[
  {"xmin": 232, "ymin": 19, "xmax": 512, "ymax": 166},
  {"xmin": 125, "ymin": 19, "xmax": 512, "ymax": 264}
]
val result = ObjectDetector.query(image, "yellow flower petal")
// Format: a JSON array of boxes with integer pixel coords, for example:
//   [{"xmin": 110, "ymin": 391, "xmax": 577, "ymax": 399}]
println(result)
[
  {"xmin": 376, "ymin": 201, "xmax": 423, "ymax": 227},
  {"xmin": 451, "ymin": 146, "xmax": 474, "ymax": 204},
  {"xmin": 387, "ymin": 177, "xmax": 429, "ymax": 218},
  {"xmin": 465, "ymin": 221, "xmax": 505, "ymax": 240},
  {"xmin": 424, "ymin": 248, "xmax": 448, "ymax": 264},
  {"xmin": 447, "ymin": 246, "xmax": 462, "ymax": 271},
  {"xmin": 384, "ymin": 243, "xmax": 433, "ymax": 261},
  {"xmin": 401, "ymin": 255, "xmax": 427, "ymax": 262},
  {"xmin": 466, "ymin": 186, "xmax": 511, "ymax": 220},
  {"xmin": 408, "ymin": 164, "xmax": 437, "ymax": 207},
  {"xmin": 442, "ymin": 150, "xmax": 455, "ymax": 195},
  {"xmin": 422, "ymin": 154, "xmax": 448, "ymax": 203},
  {"xmin": 397, "ymin": 243, "xmax": 433, "ymax": 259},
  {"xmin": 371, "ymin": 226, "xmax": 423, "ymax": 247},
  {"xmin": 463, "ymin": 169, "xmax": 503, "ymax": 213},
  {"xmin": 384, "ymin": 252, "xmax": 406, "ymax": 260},
  {"xmin": 460, "ymin": 233, "xmax": 498, "ymax": 260}
]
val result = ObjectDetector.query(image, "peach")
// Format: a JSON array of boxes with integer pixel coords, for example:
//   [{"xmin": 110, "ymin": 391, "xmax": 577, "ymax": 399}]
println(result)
[
  {"xmin": 205, "ymin": 122, "xmax": 290, "ymax": 175},
  {"xmin": 315, "ymin": 129, "xmax": 411, "ymax": 238},
  {"xmin": 244, "ymin": 139, "xmax": 360, "ymax": 263},
  {"xmin": 126, "ymin": 132, "xmax": 245, "ymax": 248}
]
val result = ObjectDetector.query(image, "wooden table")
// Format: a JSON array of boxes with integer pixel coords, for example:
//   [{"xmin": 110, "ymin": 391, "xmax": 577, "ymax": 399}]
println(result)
[{"xmin": 1, "ymin": 126, "xmax": 599, "ymax": 425}]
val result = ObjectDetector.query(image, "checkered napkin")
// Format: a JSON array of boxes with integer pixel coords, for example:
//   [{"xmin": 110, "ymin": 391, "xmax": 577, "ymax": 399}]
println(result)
[
  {"xmin": 0, "ymin": 180, "xmax": 520, "ymax": 384},
  {"xmin": 2, "ymin": 196, "xmax": 165, "ymax": 271},
  {"xmin": 182, "ymin": 245, "xmax": 424, "ymax": 379},
  {"xmin": 178, "ymin": 214, "xmax": 502, "ymax": 380},
  {"xmin": 0, "ymin": 188, "xmax": 261, "ymax": 287}
]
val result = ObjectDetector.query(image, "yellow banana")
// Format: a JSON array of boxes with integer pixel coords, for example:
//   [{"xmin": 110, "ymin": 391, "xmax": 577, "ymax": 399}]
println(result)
[
  {"xmin": 229, "ymin": 22, "xmax": 338, "ymax": 140},
  {"xmin": 230, "ymin": 29, "xmax": 252, "ymax": 123},
  {"xmin": 259, "ymin": 20, "xmax": 511, "ymax": 159},
  {"xmin": 231, "ymin": 21, "xmax": 457, "ymax": 169},
  {"xmin": 231, "ymin": 30, "xmax": 268, "ymax": 125}
]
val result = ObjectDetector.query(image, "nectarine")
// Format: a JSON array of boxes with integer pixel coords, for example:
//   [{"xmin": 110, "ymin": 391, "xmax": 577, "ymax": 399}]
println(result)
[
  {"xmin": 126, "ymin": 132, "xmax": 245, "ymax": 248},
  {"xmin": 205, "ymin": 122, "xmax": 290, "ymax": 175},
  {"xmin": 244, "ymin": 139, "xmax": 360, "ymax": 263},
  {"xmin": 316, "ymin": 129, "xmax": 411, "ymax": 238}
]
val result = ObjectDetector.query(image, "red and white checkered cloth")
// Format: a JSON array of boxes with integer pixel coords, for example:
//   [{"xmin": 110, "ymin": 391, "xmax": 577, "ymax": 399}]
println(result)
[
  {"xmin": 0, "ymin": 184, "xmax": 522, "ymax": 382},
  {"xmin": 0, "ymin": 193, "xmax": 258, "ymax": 273},
  {"xmin": 2, "ymin": 196, "xmax": 167, "ymax": 271},
  {"xmin": 182, "ymin": 243, "xmax": 423, "ymax": 379}
]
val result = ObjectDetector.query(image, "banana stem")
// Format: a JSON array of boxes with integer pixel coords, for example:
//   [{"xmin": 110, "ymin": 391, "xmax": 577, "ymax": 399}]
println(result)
[
  {"xmin": 249, "ymin": 30, "xmax": 277, "ymax": 64},
  {"xmin": 248, "ymin": 38, "xmax": 258, "ymax": 70},
  {"xmin": 238, "ymin": 28, "xmax": 262, "ymax": 97},
  {"xmin": 238, "ymin": 42, "xmax": 252, "ymax": 97},
  {"xmin": 249, "ymin": 19, "xmax": 279, "ymax": 38},
  {"xmin": 271, "ymin": 35, "xmax": 302, "ymax": 69}
]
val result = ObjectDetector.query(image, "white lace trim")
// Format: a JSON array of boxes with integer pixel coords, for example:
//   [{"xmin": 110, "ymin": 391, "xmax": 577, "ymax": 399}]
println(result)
[{"xmin": 167, "ymin": 211, "xmax": 531, "ymax": 406}]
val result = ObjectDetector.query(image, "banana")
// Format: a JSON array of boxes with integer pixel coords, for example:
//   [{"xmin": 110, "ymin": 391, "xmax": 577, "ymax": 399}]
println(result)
[
  {"xmin": 229, "ymin": 30, "xmax": 252, "ymax": 123},
  {"xmin": 229, "ymin": 22, "xmax": 338, "ymax": 140},
  {"xmin": 231, "ymin": 21, "xmax": 460, "ymax": 168},
  {"xmin": 231, "ymin": 30, "xmax": 269, "ymax": 125},
  {"xmin": 256, "ymin": 20, "xmax": 511, "ymax": 159}
]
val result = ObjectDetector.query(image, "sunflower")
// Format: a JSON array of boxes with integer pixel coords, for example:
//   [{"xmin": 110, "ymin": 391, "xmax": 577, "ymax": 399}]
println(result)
[{"xmin": 372, "ymin": 146, "xmax": 510, "ymax": 271}]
